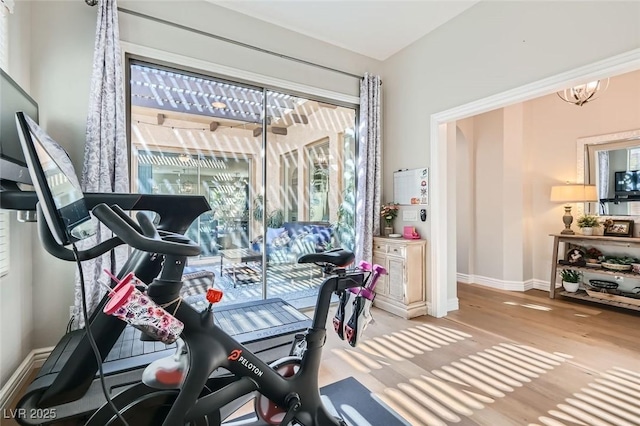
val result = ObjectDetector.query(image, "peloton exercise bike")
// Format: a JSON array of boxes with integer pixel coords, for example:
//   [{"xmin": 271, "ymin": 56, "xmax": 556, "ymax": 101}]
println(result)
[
  {"xmin": 15, "ymin": 112, "xmax": 376, "ymax": 425},
  {"xmin": 5, "ymin": 113, "xmax": 310, "ymax": 425}
]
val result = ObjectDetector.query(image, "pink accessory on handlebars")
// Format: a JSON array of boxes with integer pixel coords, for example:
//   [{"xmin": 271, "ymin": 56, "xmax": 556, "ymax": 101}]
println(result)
[
  {"xmin": 358, "ymin": 260, "xmax": 372, "ymax": 271},
  {"xmin": 349, "ymin": 263, "xmax": 387, "ymax": 300},
  {"xmin": 103, "ymin": 274, "xmax": 184, "ymax": 344}
]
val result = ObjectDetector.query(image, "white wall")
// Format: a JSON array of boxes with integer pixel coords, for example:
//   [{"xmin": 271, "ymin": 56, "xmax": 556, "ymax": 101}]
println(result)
[
  {"xmin": 19, "ymin": 0, "xmax": 379, "ymax": 354},
  {"xmin": 0, "ymin": 0, "xmax": 34, "ymax": 389},
  {"xmin": 502, "ymin": 103, "xmax": 525, "ymax": 283},
  {"xmin": 474, "ymin": 109, "xmax": 504, "ymax": 278},
  {"xmin": 455, "ymin": 69, "xmax": 640, "ymax": 293},
  {"xmin": 383, "ymin": 0, "xmax": 640, "ymax": 303}
]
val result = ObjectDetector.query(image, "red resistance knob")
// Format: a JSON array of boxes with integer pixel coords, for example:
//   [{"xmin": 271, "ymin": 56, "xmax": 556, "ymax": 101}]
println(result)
[{"xmin": 206, "ymin": 288, "xmax": 224, "ymax": 304}]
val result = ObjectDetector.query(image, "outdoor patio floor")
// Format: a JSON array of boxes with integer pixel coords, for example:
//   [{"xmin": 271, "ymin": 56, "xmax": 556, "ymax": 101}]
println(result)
[{"xmin": 181, "ymin": 256, "xmax": 326, "ymax": 310}]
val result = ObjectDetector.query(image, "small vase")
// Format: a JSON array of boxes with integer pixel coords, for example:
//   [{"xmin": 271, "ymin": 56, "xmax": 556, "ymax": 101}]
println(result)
[
  {"xmin": 383, "ymin": 226, "xmax": 393, "ymax": 237},
  {"xmin": 582, "ymin": 227, "xmax": 593, "ymax": 236}
]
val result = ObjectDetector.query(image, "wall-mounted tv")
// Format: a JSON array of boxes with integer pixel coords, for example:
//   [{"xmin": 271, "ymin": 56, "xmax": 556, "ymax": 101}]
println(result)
[
  {"xmin": 614, "ymin": 170, "xmax": 640, "ymax": 196},
  {"xmin": 0, "ymin": 67, "xmax": 39, "ymax": 185}
]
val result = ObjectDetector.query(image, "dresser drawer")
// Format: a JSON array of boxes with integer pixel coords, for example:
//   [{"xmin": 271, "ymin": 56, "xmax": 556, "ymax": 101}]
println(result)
[
  {"xmin": 387, "ymin": 245, "xmax": 405, "ymax": 258},
  {"xmin": 373, "ymin": 242, "xmax": 388, "ymax": 253}
]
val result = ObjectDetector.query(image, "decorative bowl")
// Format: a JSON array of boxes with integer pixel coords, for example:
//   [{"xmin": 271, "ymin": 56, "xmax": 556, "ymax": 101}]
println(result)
[{"xmin": 600, "ymin": 262, "xmax": 632, "ymax": 271}]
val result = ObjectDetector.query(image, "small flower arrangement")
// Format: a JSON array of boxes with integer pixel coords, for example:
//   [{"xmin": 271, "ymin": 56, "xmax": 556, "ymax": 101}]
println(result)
[
  {"xmin": 380, "ymin": 202, "xmax": 400, "ymax": 227},
  {"xmin": 576, "ymin": 215, "xmax": 600, "ymax": 228},
  {"xmin": 602, "ymin": 218, "xmax": 614, "ymax": 229}
]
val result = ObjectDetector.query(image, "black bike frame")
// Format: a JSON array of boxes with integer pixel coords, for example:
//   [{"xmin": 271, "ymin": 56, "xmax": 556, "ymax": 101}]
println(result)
[{"xmin": 153, "ymin": 269, "xmax": 365, "ymax": 425}]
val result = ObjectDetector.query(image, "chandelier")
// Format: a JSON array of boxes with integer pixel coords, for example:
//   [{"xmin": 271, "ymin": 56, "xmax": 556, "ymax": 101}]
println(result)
[{"xmin": 557, "ymin": 79, "xmax": 609, "ymax": 106}]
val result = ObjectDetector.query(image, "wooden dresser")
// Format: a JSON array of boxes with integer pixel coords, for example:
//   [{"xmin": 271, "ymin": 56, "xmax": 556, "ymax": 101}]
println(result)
[{"xmin": 372, "ymin": 236, "xmax": 427, "ymax": 318}]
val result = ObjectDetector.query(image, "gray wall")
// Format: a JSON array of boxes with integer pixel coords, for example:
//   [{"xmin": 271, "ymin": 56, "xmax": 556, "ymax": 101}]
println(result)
[
  {"xmin": 455, "ymin": 126, "xmax": 471, "ymax": 276},
  {"xmin": 0, "ymin": 0, "xmax": 34, "ymax": 388},
  {"xmin": 1, "ymin": 0, "xmax": 380, "ymax": 388},
  {"xmin": 382, "ymin": 0, "xmax": 640, "ymax": 302}
]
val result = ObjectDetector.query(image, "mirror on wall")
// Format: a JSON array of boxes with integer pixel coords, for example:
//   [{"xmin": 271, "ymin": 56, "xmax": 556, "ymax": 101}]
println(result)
[{"xmin": 578, "ymin": 129, "xmax": 640, "ymax": 216}]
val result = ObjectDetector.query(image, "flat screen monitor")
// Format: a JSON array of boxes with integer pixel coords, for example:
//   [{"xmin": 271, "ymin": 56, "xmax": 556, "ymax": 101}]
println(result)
[
  {"xmin": 614, "ymin": 170, "xmax": 640, "ymax": 196},
  {"xmin": 15, "ymin": 112, "xmax": 95, "ymax": 245},
  {"xmin": 0, "ymin": 67, "xmax": 38, "ymax": 185}
]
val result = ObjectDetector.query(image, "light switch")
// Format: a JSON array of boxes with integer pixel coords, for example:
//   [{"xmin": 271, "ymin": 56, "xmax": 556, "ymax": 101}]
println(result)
[{"xmin": 403, "ymin": 210, "xmax": 418, "ymax": 221}]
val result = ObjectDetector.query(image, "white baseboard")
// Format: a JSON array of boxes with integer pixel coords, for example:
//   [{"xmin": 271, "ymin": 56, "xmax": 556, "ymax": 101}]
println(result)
[
  {"xmin": 447, "ymin": 297, "xmax": 459, "ymax": 311},
  {"xmin": 456, "ymin": 273, "xmax": 471, "ymax": 284},
  {"xmin": 532, "ymin": 279, "xmax": 554, "ymax": 291},
  {"xmin": 0, "ymin": 347, "xmax": 53, "ymax": 411},
  {"xmin": 458, "ymin": 274, "xmax": 552, "ymax": 292}
]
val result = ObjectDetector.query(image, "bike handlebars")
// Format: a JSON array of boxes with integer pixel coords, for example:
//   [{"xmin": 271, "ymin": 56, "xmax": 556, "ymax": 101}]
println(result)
[
  {"xmin": 92, "ymin": 204, "xmax": 201, "ymax": 258},
  {"xmin": 37, "ymin": 206, "xmax": 124, "ymax": 261}
]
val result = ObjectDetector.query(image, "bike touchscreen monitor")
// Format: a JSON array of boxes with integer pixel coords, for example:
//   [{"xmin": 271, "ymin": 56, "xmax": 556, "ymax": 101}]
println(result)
[{"xmin": 15, "ymin": 112, "xmax": 95, "ymax": 245}]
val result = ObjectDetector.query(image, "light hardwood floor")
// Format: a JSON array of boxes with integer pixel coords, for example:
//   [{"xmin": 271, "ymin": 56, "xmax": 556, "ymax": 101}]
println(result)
[
  {"xmin": 319, "ymin": 283, "xmax": 640, "ymax": 426},
  {"xmin": 6, "ymin": 284, "xmax": 640, "ymax": 425}
]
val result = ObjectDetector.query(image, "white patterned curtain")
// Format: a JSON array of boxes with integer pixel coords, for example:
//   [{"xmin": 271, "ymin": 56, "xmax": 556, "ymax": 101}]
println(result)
[
  {"xmin": 74, "ymin": 0, "xmax": 128, "ymax": 327},
  {"xmin": 355, "ymin": 73, "xmax": 382, "ymax": 263}
]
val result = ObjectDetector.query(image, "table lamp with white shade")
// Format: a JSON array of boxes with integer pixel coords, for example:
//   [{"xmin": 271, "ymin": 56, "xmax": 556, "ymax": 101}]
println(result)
[{"xmin": 550, "ymin": 184, "xmax": 598, "ymax": 235}]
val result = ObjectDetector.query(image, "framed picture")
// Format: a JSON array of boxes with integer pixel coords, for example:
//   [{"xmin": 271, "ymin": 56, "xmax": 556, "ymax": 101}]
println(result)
[{"xmin": 604, "ymin": 219, "xmax": 634, "ymax": 237}]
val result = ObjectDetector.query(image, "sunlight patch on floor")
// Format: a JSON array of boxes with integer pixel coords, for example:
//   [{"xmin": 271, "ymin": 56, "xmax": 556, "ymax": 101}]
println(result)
[
  {"xmin": 540, "ymin": 367, "xmax": 640, "ymax": 426},
  {"xmin": 376, "ymin": 343, "xmax": 568, "ymax": 424},
  {"xmin": 503, "ymin": 300, "xmax": 553, "ymax": 311},
  {"xmin": 335, "ymin": 323, "xmax": 471, "ymax": 368}
]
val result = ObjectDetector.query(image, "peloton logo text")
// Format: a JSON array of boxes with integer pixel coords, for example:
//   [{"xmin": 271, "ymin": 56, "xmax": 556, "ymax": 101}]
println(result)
[{"xmin": 228, "ymin": 349, "xmax": 264, "ymax": 377}]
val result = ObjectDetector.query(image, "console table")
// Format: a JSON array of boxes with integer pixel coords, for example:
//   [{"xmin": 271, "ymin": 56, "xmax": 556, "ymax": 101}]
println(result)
[
  {"xmin": 549, "ymin": 233, "xmax": 640, "ymax": 311},
  {"xmin": 372, "ymin": 237, "xmax": 427, "ymax": 318}
]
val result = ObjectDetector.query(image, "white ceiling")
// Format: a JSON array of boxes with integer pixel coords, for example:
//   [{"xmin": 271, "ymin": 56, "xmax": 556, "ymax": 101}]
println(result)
[{"xmin": 210, "ymin": 1, "xmax": 478, "ymax": 61}]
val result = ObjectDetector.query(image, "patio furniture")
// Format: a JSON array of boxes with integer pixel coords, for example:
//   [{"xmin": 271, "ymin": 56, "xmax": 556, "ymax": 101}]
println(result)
[
  {"xmin": 220, "ymin": 248, "xmax": 263, "ymax": 287},
  {"xmin": 251, "ymin": 221, "xmax": 333, "ymax": 263}
]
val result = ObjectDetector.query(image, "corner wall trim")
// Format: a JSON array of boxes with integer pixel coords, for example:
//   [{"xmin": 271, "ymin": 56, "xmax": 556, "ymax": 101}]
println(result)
[
  {"xmin": 459, "ymin": 275, "xmax": 553, "ymax": 292},
  {"xmin": 0, "ymin": 347, "xmax": 53, "ymax": 411},
  {"xmin": 448, "ymin": 297, "xmax": 460, "ymax": 311},
  {"xmin": 456, "ymin": 273, "xmax": 471, "ymax": 284},
  {"xmin": 532, "ymin": 279, "xmax": 553, "ymax": 292}
]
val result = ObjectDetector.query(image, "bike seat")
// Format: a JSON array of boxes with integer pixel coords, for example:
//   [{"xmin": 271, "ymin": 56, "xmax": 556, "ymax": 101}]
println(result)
[{"xmin": 297, "ymin": 249, "xmax": 354, "ymax": 267}]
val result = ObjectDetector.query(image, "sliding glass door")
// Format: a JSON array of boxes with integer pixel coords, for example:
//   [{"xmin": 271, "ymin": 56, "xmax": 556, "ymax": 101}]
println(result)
[
  {"xmin": 264, "ymin": 90, "xmax": 356, "ymax": 304},
  {"xmin": 128, "ymin": 60, "xmax": 356, "ymax": 308}
]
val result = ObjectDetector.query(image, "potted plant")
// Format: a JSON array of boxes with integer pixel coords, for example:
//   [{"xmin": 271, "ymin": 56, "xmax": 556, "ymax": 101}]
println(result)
[
  {"xmin": 576, "ymin": 215, "xmax": 600, "ymax": 236},
  {"xmin": 559, "ymin": 269, "xmax": 581, "ymax": 292}
]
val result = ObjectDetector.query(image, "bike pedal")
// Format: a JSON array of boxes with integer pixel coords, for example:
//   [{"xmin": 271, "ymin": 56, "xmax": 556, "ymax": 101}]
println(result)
[
  {"xmin": 345, "ymin": 325, "xmax": 355, "ymax": 345},
  {"xmin": 332, "ymin": 317, "xmax": 344, "ymax": 339}
]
